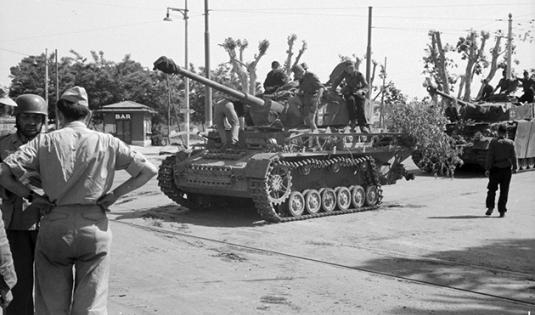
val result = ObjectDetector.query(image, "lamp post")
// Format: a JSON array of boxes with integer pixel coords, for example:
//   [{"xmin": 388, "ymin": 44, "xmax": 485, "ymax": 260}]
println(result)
[{"xmin": 164, "ymin": 2, "xmax": 189, "ymax": 148}]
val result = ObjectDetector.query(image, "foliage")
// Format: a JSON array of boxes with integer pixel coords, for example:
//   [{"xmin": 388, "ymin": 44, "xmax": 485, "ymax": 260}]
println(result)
[{"xmin": 386, "ymin": 101, "xmax": 463, "ymax": 177}]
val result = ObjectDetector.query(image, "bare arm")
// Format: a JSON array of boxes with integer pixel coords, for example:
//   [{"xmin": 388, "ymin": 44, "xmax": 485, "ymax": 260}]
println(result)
[{"xmin": 97, "ymin": 162, "xmax": 158, "ymax": 210}]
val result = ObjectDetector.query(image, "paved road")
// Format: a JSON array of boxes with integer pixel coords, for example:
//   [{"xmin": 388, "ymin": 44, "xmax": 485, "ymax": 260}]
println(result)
[{"xmin": 105, "ymin": 148, "xmax": 535, "ymax": 314}]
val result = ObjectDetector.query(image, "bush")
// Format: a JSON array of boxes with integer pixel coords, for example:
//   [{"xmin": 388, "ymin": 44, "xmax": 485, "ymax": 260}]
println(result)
[{"xmin": 385, "ymin": 102, "xmax": 463, "ymax": 177}]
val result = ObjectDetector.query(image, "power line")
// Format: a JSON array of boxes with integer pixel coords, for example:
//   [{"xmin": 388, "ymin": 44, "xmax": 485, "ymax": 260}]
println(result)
[
  {"xmin": 0, "ymin": 20, "xmax": 161, "ymax": 43},
  {"xmin": 0, "ymin": 48, "xmax": 32, "ymax": 57}
]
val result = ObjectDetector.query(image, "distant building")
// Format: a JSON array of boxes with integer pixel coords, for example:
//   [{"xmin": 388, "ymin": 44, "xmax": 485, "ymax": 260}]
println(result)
[{"xmin": 95, "ymin": 101, "xmax": 157, "ymax": 146}]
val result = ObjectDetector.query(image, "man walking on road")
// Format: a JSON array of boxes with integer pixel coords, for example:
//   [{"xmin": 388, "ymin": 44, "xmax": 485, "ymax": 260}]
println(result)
[
  {"xmin": 0, "ymin": 86, "xmax": 158, "ymax": 314},
  {"xmin": 485, "ymin": 124, "xmax": 517, "ymax": 217},
  {"xmin": 0, "ymin": 94, "xmax": 48, "ymax": 315}
]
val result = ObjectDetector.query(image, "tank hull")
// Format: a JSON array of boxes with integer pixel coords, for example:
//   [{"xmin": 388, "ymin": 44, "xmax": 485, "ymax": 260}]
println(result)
[{"xmin": 158, "ymin": 129, "xmax": 414, "ymax": 222}]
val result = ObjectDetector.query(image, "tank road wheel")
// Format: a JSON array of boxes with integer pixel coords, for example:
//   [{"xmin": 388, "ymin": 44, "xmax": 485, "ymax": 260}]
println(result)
[
  {"xmin": 320, "ymin": 188, "xmax": 337, "ymax": 212},
  {"xmin": 286, "ymin": 191, "xmax": 305, "ymax": 217},
  {"xmin": 365, "ymin": 185, "xmax": 379, "ymax": 206},
  {"xmin": 528, "ymin": 158, "xmax": 535, "ymax": 169},
  {"xmin": 304, "ymin": 189, "xmax": 322, "ymax": 214},
  {"xmin": 350, "ymin": 185, "xmax": 365, "ymax": 208},
  {"xmin": 335, "ymin": 187, "xmax": 352, "ymax": 211},
  {"xmin": 266, "ymin": 165, "xmax": 292, "ymax": 205}
]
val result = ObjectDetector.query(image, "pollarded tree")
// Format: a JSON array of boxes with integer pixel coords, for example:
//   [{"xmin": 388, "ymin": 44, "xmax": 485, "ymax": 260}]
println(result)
[
  {"xmin": 283, "ymin": 34, "xmax": 307, "ymax": 75},
  {"xmin": 219, "ymin": 37, "xmax": 269, "ymax": 95}
]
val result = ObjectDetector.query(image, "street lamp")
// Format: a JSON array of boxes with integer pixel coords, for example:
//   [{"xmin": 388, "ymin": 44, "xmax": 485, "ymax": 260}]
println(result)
[{"xmin": 164, "ymin": 2, "xmax": 189, "ymax": 149}]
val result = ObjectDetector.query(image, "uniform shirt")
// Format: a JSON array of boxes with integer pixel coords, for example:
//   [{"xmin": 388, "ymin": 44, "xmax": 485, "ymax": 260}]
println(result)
[
  {"xmin": 263, "ymin": 69, "xmax": 288, "ymax": 93},
  {"xmin": 298, "ymin": 72, "xmax": 323, "ymax": 95},
  {"xmin": 0, "ymin": 133, "xmax": 41, "ymax": 230},
  {"xmin": 331, "ymin": 70, "xmax": 367, "ymax": 95},
  {"xmin": 3, "ymin": 121, "xmax": 149, "ymax": 206},
  {"xmin": 485, "ymin": 136, "xmax": 518, "ymax": 170}
]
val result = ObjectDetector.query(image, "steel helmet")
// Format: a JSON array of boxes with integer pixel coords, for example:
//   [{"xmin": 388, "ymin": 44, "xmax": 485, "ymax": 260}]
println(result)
[{"xmin": 15, "ymin": 94, "xmax": 48, "ymax": 116}]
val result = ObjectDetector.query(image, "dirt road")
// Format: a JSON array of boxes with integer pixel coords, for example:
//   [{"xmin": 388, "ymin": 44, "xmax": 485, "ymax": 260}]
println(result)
[{"xmin": 105, "ymin": 148, "xmax": 535, "ymax": 314}]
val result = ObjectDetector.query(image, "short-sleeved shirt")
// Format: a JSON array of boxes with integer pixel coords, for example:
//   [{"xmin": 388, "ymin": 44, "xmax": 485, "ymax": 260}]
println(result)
[
  {"xmin": 3, "ymin": 121, "xmax": 150, "ymax": 206},
  {"xmin": 485, "ymin": 136, "xmax": 517, "ymax": 170},
  {"xmin": 0, "ymin": 133, "xmax": 41, "ymax": 230}
]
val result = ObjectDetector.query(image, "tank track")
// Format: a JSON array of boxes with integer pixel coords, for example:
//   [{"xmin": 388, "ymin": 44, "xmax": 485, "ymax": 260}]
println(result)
[
  {"xmin": 250, "ymin": 155, "xmax": 383, "ymax": 223},
  {"xmin": 157, "ymin": 154, "xmax": 194, "ymax": 209}
]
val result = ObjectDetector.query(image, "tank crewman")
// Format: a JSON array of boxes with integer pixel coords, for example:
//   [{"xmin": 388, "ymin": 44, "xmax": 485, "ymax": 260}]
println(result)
[
  {"xmin": 0, "ymin": 86, "xmax": 158, "ymax": 314},
  {"xmin": 291, "ymin": 64, "xmax": 323, "ymax": 133},
  {"xmin": 484, "ymin": 124, "xmax": 517, "ymax": 218},
  {"xmin": 263, "ymin": 61, "xmax": 288, "ymax": 94},
  {"xmin": 0, "ymin": 208, "xmax": 17, "ymax": 310},
  {"xmin": 444, "ymin": 100, "xmax": 459, "ymax": 122},
  {"xmin": 329, "ymin": 60, "xmax": 370, "ymax": 133},
  {"xmin": 476, "ymin": 79, "xmax": 494, "ymax": 102},
  {"xmin": 0, "ymin": 94, "xmax": 48, "ymax": 315},
  {"xmin": 517, "ymin": 70, "xmax": 534, "ymax": 103}
]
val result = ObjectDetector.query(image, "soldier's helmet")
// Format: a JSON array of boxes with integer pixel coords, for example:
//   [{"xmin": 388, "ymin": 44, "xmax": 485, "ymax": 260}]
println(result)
[{"xmin": 15, "ymin": 94, "xmax": 48, "ymax": 116}]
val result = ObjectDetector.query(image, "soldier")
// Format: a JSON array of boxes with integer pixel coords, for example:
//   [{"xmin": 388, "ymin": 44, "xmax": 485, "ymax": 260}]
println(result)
[
  {"xmin": 485, "ymin": 124, "xmax": 517, "ymax": 217},
  {"xmin": 0, "ymin": 86, "xmax": 158, "ymax": 314},
  {"xmin": 329, "ymin": 60, "xmax": 370, "ymax": 133},
  {"xmin": 476, "ymin": 79, "xmax": 494, "ymax": 102},
  {"xmin": 0, "ymin": 208, "xmax": 17, "ymax": 310},
  {"xmin": 291, "ymin": 64, "xmax": 324, "ymax": 133},
  {"xmin": 263, "ymin": 61, "xmax": 288, "ymax": 94},
  {"xmin": 0, "ymin": 94, "xmax": 47, "ymax": 315}
]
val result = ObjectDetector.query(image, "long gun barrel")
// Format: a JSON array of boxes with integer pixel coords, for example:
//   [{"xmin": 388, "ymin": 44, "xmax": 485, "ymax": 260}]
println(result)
[
  {"xmin": 426, "ymin": 86, "xmax": 476, "ymax": 109},
  {"xmin": 154, "ymin": 56, "xmax": 288, "ymax": 127}
]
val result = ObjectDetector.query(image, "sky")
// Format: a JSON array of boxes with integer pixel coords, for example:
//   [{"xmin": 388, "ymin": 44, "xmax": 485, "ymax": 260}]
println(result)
[{"xmin": 1, "ymin": 0, "xmax": 534, "ymax": 99}]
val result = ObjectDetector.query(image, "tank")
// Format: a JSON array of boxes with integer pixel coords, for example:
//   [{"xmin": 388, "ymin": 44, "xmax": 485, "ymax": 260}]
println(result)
[
  {"xmin": 156, "ymin": 63, "xmax": 416, "ymax": 223},
  {"xmin": 423, "ymin": 86, "xmax": 535, "ymax": 171}
]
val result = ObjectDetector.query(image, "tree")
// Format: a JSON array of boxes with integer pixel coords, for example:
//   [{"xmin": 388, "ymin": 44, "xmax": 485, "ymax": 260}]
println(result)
[
  {"xmin": 283, "ymin": 34, "xmax": 307, "ymax": 75},
  {"xmin": 219, "ymin": 37, "xmax": 269, "ymax": 94}
]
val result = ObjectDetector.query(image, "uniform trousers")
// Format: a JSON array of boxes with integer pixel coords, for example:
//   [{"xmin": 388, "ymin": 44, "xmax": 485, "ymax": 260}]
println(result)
[
  {"xmin": 34, "ymin": 205, "xmax": 112, "ymax": 315},
  {"xmin": 485, "ymin": 167, "xmax": 512, "ymax": 213},
  {"xmin": 344, "ymin": 93, "xmax": 369, "ymax": 128},
  {"xmin": 5, "ymin": 230, "xmax": 38, "ymax": 315},
  {"xmin": 214, "ymin": 101, "xmax": 240, "ymax": 145}
]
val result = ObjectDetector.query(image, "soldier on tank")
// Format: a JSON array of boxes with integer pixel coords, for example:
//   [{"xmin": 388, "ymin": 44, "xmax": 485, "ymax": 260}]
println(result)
[
  {"xmin": 263, "ymin": 61, "xmax": 288, "ymax": 95},
  {"xmin": 329, "ymin": 60, "xmax": 370, "ymax": 133}
]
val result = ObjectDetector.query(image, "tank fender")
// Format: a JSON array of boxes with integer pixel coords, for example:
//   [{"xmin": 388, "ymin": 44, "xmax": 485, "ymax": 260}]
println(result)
[{"xmin": 244, "ymin": 153, "xmax": 279, "ymax": 179}]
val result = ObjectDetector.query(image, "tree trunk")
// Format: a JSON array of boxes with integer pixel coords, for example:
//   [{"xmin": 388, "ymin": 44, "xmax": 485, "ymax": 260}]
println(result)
[
  {"xmin": 434, "ymin": 32, "xmax": 450, "ymax": 94},
  {"xmin": 284, "ymin": 34, "xmax": 297, "ymax": 75},
  {"xmin": 475, "ymin": 34, "xmax": 503, "ymax": 98}
]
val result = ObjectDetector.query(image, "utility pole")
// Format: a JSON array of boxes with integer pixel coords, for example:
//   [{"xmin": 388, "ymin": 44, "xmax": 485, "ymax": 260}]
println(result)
[
  {"xmin": 184, "ymin": 0, "xmax": 190, "ymax": 148},
  {"xmin": 380, "ymin": 57, "xmax": 387, "ymax": 130},
  {"xmin": 204, "ymin": 0, "xmax": 212, "ymax": 127},
  {"xmin": 55, "ymin": 49, "xmax": 59, "ymax": 106},
  {"xmin": 163, "ymin": 1, "xmax": 189, "ymax": 148},
  {"xmin": 366, "ymin": 6, "xmax": 373, "ymax": 125},
  {"xmin": 166, "ymin": 76, "xmax": 172, "ymax": 145},
  {"xmin": 44, "ymin": 49, "xmax": 49, "ymax": 130},
  {"xmin": 506, "ymin": 13, "xmax": 513, "ymax": 80}
]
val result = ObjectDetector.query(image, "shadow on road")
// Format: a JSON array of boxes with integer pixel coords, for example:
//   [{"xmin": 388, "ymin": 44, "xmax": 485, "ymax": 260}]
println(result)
[
  {"xmin": 428, "ymin": 215, "xmax": 486, "ymax": 219},
  {"xmin": 357, "ymin": 238, "xmax": 535, "ymax": 314},
  {"xmin": 113, "ymin": 203, "xmax": 263, "ymax": 228}
]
